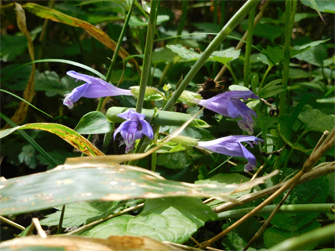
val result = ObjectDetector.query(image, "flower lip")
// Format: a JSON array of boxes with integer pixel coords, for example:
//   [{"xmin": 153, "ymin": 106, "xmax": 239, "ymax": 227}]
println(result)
[
  {"xmin": 198, "ymin": 135, "xmax": 264, "ymax": 172},
  {"xmin": 63, "ymin": 71, "xmax": 132, "ymax": 108}
]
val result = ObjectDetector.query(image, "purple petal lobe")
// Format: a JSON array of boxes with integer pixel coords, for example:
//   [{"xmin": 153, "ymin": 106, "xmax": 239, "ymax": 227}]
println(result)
[{"xmin": 64, "ymin": 71, "xmax": 132, "ymax": 108}]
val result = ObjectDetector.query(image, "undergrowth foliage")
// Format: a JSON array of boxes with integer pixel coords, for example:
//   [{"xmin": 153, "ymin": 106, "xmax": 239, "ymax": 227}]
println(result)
[{"xmin": 0, "ymin": 1, "xmax": 334, "ymax": 250}]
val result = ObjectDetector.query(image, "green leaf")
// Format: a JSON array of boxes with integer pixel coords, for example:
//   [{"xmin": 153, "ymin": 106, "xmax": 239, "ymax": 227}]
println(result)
[
  {"xmin": 79, "ymin": 197, "xmax": 218, "ymax": 243},
  {"xmin": 0, "ymin": 35, "xmax": 28, "ymax": 62},
  {"xmin": 156, "ymin": 151, "xmax": 192, "ymax": 169},
  {"xmin": 75, "ymin": 111, "xmax": 113, "ymax": 135},
  {"xmin": 0, "ymin": 164, "xmax": 270, "ymax": 215},
  {"xmin": 178, "ymin": 90, "xmax": 202, "ymax": 106},
  {"xmin": 298, "ymin": 105, "xmax": 335, "ymax": 133},
  {"xmin": 291, "ymin": 39, "xmax": 329, "ymax": 57},
  {"xmin": 167, "ymin": 45, "xmax": 240, "ymax": 65},
  {"xmin": 259, "ymin": 79, "xmax": 285, "ymax": 98},
  {"xmin": 195, "ymin": 173, "xmax": 253, "ymax": 198},
  {"xmin": 242, "ymin": 22, "xmax": 282, "ymax": 41},
  {"xmin": 40, "ymin": 201, "xmax": 119, "ymax": 228},
  {"xmin": 18, "ymin": 145, "xmax": 37, "ymax": 169},
  {"xmin": 259, "ymin": 46, "xmax": 284, "ymax": 66},
  {"xmin": 301, "ymin": 0, "xmax": 335, "ymax": 14},
  {"xmin": 293, "ymin": 44, "xmax": 328, "ymax": 66},
  {"xmin": 152, "ymin": 47, "xmax": 176, "ymax": 64}
]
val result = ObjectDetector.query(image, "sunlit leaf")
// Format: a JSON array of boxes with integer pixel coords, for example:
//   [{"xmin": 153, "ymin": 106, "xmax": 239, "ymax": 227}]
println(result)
[
  {"xmin": 0, "ymin": 123, "xmax": 104, "ymax": 156},
  {"xmin": 0, "ymin": 164, "xmax": 277, "ymax": 215},
  {"xmin": 301, "ymin": 0, "xmax": 334, "ymax": 14},
  {"xmin": 75, "ymin": 112, "xmax": 113, "ymax": 135}
]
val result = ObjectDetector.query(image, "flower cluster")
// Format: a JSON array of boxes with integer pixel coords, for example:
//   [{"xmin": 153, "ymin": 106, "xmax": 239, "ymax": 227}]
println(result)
[
  {"xmin": 64, "ymin": 70, "xmax": 262, "ymax": 171},
  {"xmin": 113, "ymin": 109, "xmax": 153, "ymax": 153}
]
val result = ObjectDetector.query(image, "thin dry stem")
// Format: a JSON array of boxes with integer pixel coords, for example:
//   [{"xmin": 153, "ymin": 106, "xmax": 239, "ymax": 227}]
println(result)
[
  {"xmin": 32, "ymin": 218, "xmax": 47, "ymax": 238},
  {"xmin": 0, "ymin": 216, "xmax": 25, "ymax": 230}
]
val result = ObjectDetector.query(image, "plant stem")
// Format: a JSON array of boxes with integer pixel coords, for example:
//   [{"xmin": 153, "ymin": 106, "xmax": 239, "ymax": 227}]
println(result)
[
  {"xmin": 0, "ymin": 216, "xmax": 25, "ymax": 230},
  {"xmin": 163, "ymin": 0, "xmax": 260, "ymax": 112},
  {"xmin": 243, "ymin": 6, "xmax": 255, "ymax": 87},
  {"xmin": 136, "ymin": 0, "xmax": 159, "ymax": 113},
  {"xmin": 216, "ymin": 204, "xmax": 335, "ymax": 220},
  {"xmin": 258, "ymin": 65, "xmax": 272, "ymax": 91},
  {"xmin": 268, "ymin": 223, "xmax": 335, "ymax": 251},
  {"xmin": 106, "ymin": 0, "xmax": 135, "ymax": 83}
]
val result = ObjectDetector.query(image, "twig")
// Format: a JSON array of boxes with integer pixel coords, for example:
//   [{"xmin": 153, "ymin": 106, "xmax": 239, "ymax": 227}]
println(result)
[
  {"xmin": 32, "ymin": 218, "xmax": 47, "ymax": 238},
  {"xmin": 0, "ymin": 216, "xmax": 25, "ymax": 231},
  {"xmin": 65, "ymin": 203, "xmax": 144, "ymax": 235},
  {"xmin": 213, "ymin": 161, "xmax": 335, "ymax": 213}
]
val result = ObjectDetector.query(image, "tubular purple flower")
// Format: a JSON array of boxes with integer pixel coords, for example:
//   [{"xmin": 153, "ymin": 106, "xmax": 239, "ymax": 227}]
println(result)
[
  {"xmin": 192, "ymin": 91, "xmax": 259, "ymax": 134},
  {"xmin": 197, "ymin": 135, "xmax": 264, "ymax": 172},
  {"xmin": 63, "ymin": 71, "xmax": 133, "ymax": 109},
  {"xmin": 113, "ymin": 109, "xmax": 153, "ymax": 153}
]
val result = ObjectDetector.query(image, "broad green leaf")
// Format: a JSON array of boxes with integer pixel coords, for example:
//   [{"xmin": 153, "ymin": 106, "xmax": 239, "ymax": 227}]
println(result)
[
  {"xmin": 301, "ymin": 0, "xmax": 335, "ymax": 14},
  {"xmin": 75, "ymin": 111, "xmax": 112, "ymax": 135},
  {"xmin": 22, "ymin": 3, "xmax": 139, "ymax": 72},
  {"xmin": 242, "ymin": 22, "xmax": 282, "ymax": 41},
  {"xmin": 0, "ymin": 164, "xmax": 275, "ymax": 215},
  {"xmin": 195, "ymin": 173, "xmax": 253, "ymax": 198},
  {"xmin": 298, "ymin": 105, "xmax": 335, "ymax": 133},
  {"xmin": 293, "ymin": 44, "xmax": 328, "ymax": 66},
  {"xmin": 0, "ymin": 35, "xmax": 28, "ymax": 62},
  {"xmin": 259, "ymin": 79, "xmax": 285, "ymax": 98},
  {"xmin": 40, "ymin": 201, "xmax": 119, "ymax": 228},
  {"xmin": 259, "ymin": 46, "xmax": 284, "ymax": 66},
  {"xmin": 156, "ymin": 151, "xmax": 192, "ymax": 169},
  {"xmin": 291, "ymin": 39, "xmax": 329, "ymax": 57},
  {"xmin": 167, "ymin": 45, "xmax": 240, "ymax": 65},
  {"xmin": 107, "ymin": 107, "xmax": 210, "ymax": 128},
  {"xmin": 79, "ymin": 197, "xmax": 218, "ymax": 243},
  {"xmin": 129, "ymin": 15, "xmax": 169, "ymax": 26},
  {"xmin": 0, "ymin": 123, "xmax": 104, "ymax": 156},
  {"xmin": 152, "ymin": 47, "xmax": 177, "ymax": 64}
]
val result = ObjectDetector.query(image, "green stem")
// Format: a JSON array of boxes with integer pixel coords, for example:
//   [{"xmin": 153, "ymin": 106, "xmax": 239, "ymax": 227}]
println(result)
[
  {"xmin": 217, "ymin": 204, "xmax": 335, "ymax": 220},
  {"xmin": 276, "ymin": 0, "xmax": 297, "ymax": 170},
  {"xmin": 243, "ymin": 6, "xmax": 255, "ymax": 87},
  {"xmin": 163, "ymin": 0, "xmax": 259, "ymax": 112},
  {"xmin": 106, "ymin": 0, "xmax": 135, "ymax": 83},
  {"xmin": 57, "ymin": 205, "xmax": 65, "ymax": 234},
  {"xmin": 136, "ymin": 0, "xmax": 159, "ymax": 113},
  {"xmin": 258, "ymin": 65, "xmax": 273, "ymax": 91},
  {"xmin": 103, "ymin": 131, "xmax": 113, "ymax": 153},
  {"xmin": 268, "ymin": 222, "xmax": 335, "ymax": 251},
  {"xmin": 225, "ymin": 63, "xmax": 238, "ymax": 84}
]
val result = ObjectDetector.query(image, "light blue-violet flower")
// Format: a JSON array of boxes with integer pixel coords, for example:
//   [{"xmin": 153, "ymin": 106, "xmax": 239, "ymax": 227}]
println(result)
[
  {"xmin": 113, "ymin": 109, "xmax": 153, "ymax": 153},
  {"xmin": 64, "ymin": 71, "xmax": 132, "ymax": 109},
  {"xmin": 192, "ymin": 91, "xmax": 259, "ymax": 135},
  {"xmin": 197, "ymin": 135, "xmax": 264, "ymax": 172}
]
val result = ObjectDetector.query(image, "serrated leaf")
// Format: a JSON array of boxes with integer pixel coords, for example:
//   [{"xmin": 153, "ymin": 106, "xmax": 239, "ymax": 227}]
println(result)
[
  {"xmin": 75, "ymin": 111, "xmax": 112, "ymax": 135},
  {"xmin": 167, "ymin": 45, "xmax": 240, "ymax": 65},
  {"xmin": 40, "ymin": 201, "xmax": 119, "ymax": 228},
  {"xmin": 0, "ymin": 164, "xmax": 277, "ymax": 215},
  {"xmin": 298, "ymin": 105, "xmax": 335, "ymax": 133},
  {"xmin": 0, "ymin": 123, "xmax": 104, "ymax": 156},
  {"xmin": 80, "ymin": 197, "xmax": 218, "ymax": 243},
  {"xmin": 268, "ymin": 176, "xmax": 328, "ymax": 232},
  {"xmin": 156, "ymin": 151, "xmax": 192, "ymax": 169}
]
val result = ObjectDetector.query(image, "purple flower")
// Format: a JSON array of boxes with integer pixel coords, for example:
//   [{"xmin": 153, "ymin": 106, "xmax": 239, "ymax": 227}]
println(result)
[
  {"xmin": 193, "ymin": 91, "xmax": 259, "ymax": 134},
  {"xmin": 198, "ymin": 135, "xmax": 264, "ymax": 172},
  {"xmin": 64, "ymin": 71, "xmax": 132, "ymax": 109},
  {"xmin": 113, "ymin": 109, "xmax": 153, "ymax": 153}
]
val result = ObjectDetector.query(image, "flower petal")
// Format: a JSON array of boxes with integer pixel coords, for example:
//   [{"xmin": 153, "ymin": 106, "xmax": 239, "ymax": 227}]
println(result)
[
  {"xmin": 63, "ymin": 83, "xmax": 89, "ymax": 109},
  {"xmin": 140, "ymin": 119, "xmax": 154, "ymax": 139}
]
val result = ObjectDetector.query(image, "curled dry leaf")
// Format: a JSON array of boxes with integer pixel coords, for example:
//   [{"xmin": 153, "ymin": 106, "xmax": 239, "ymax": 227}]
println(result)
[{"xmin": 0, "ymin": 235, "xmax": 183, "ymax": 251}]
